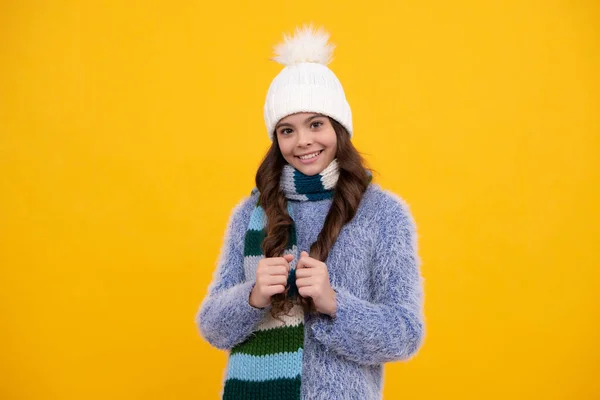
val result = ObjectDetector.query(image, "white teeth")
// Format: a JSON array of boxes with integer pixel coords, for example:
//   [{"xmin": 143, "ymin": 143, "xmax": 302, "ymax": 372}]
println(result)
[{"xmin": 298, "ymin": 151, "xmax": 321, "ymax": 160}]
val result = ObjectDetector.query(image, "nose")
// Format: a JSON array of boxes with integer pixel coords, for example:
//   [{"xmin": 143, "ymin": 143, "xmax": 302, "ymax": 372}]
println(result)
[{"xmin": 296, "ymin": 129, "xmax": 313, "ymax": 147}]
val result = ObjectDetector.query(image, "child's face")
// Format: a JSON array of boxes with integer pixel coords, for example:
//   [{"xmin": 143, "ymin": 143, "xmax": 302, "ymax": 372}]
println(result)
[{"xmin": 275, "ymin": 112, "xmax": 337, "ymax": 176}]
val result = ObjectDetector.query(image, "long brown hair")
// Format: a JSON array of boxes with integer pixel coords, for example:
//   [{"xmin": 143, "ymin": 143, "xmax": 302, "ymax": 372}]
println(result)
[{"xmin": 255, "ymin": 117, "xmax": 374, "ymax": 318}]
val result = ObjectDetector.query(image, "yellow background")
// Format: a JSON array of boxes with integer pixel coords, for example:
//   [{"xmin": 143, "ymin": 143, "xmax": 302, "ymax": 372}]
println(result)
[{"xmin": 1, "ymin": 1, "xmax": 598, "ymax": 399}]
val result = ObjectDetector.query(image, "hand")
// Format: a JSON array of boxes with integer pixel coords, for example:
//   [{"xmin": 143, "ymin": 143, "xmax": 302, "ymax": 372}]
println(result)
[
  {"xmin": 295, "ymin": 251, "xmax": 337, "ymax": 317},
  {"xmin": 249, "ymin": 254, "xmax": 294, "ymax": 309}
]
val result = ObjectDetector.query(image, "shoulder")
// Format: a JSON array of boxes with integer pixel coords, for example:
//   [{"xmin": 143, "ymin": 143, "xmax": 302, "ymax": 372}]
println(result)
[
  {"xmin": 225, "ymin": 189, "xmax": 260, "ymax": 231},
  {"xmin": 359, "ymin": 183, "xmax": 418, "ymax": 236},
  {"xmin": 218, "ymin": 190, "xmax": 260, "ymax": 252}
]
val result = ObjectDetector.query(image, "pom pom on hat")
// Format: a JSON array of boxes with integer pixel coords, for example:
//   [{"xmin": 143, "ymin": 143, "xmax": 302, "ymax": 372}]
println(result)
[
  {"xmin": 264, "ymin": 24, "xmax": 353, "ymax": 141},
  {"xmin": 272, "ymin": 25, "xmax": 335, "ymax": 66}
]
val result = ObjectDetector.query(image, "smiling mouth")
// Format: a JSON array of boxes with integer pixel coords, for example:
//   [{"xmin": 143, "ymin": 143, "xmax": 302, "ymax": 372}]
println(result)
[{"xmin": 296, "ymin": 150, "xmax": 323, "ymax": 160}]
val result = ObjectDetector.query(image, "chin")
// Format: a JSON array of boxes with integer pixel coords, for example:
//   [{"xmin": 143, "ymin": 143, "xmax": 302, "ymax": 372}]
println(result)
[{"xmin": 294, "ymin": 161, "xmax": 327, "ymax": 176}]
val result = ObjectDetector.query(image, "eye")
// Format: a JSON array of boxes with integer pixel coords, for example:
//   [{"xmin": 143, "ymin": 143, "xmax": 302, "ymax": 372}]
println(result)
[
  {"xmin": 279, "ymin": 128, "xmax": 293, "ymax": 135},
  {"xmin": 311, "ymin": 121, "xmax": 323, "ymax": 129}
]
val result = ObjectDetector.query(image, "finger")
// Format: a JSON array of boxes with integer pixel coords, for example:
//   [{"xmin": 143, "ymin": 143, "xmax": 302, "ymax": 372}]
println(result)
[
  {"xmin": 266, "ymin": 265, "xmax": 289, "ymax": 276},
  {"xmin": 295, "ymin": 277, "xmax": 313, "ymax": 287},
  {"xmin": 264, "ymin": 284, "xmax": 286, "ymax": 296},
  {"xmin": 266, "ymin": 275, "xmax": 288, "ymax": 286},
  {"xmin": 282, "ymin": 254, "xmax": 293, "ymax": 271},
  {"xmin": 263, "ymin": 257, "xmax": 290, "ymax": 272},
  {"xmin": 264, "ymin": 257, "xmax": 291, "ymax": 266},
  {"xmin": 297, "ymin": 254, "xmax": 317, "ymax": 269},
  {"xmin": 296, "ymin": 252, "xmax": 309, "ymax": 269},
  {"xmin": 298, "ymin": 286, "xmax": 313, "ymax": 298},
  {"xmin": 295, "ymin": 268, "xmax": 313, "ymax": 278}
]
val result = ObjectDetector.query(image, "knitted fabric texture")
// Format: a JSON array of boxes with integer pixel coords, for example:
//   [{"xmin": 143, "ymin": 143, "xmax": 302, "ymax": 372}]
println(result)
[
  {"xmin": 197, "ymin": 179, "xmax": 425, "ymax": 399},
  {"xmin": 222, "ymin": 159, "xmax": 341, "ymax": 399},
  {"xmin": 264, "ymin": 25, "xmax": 353, "ymax": 141}
]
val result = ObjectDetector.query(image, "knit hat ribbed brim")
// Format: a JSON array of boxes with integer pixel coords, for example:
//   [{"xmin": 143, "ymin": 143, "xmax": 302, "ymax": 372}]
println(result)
[{"xmin": 264, "ymin": 25, "xmax": 353, "ymax": 141}]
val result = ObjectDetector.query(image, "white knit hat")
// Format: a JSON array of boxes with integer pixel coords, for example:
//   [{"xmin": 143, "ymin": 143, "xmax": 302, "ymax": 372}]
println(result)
[{"xmin": 264, "ymin": 25, "xmax": 353, "ymax": 141}]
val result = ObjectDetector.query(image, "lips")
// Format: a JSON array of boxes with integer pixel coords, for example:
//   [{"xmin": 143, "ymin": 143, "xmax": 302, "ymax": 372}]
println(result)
[
  {"xmin": 296, "ymin": 150, "xmax": 323, "ymax": 159},
  {"xmin": 295, "ymin": 149, "xmax": 324, "ymax": 165}
]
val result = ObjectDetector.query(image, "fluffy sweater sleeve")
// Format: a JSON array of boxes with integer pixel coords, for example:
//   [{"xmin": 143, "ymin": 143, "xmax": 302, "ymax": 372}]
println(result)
[
  {"xmin": 310, "ymin": 191, "xmax": 426, "ymax": 366},
  {"xmin": 194, "ymin": 194, "xmax": 270, "ymax": 350}
]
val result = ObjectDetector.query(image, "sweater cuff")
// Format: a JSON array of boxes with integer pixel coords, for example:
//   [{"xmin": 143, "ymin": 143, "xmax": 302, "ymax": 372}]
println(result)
[
  {"xmin": 310, "ymin": 285, "xmax": 349, "ymax": 345},
  {"xmin": 234, "ymin": 280, "xmax": 273, "ymax": 318}
]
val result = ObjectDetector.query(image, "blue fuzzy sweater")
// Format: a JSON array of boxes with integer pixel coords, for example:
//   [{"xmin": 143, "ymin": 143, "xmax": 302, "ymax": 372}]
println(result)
[{"xmin": 195, "ymin": 183, "xmax": 426, "ymax": 399}]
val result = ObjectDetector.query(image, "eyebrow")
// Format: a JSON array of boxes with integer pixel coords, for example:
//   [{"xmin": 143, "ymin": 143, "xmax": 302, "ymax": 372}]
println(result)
[{"xmin": 275, "ymin": 114, "xmax": 326, "ymax": 130}]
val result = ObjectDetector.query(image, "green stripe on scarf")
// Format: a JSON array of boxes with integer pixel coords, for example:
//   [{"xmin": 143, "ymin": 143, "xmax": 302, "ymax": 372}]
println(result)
[
  {"xmin": 230, "ymin": 323, "xmax": 304, "ymax": 356},
  {"xmin": 222, "ymin": 159, "xmax": 372, "ymax": 399},
  {"xmin": 222, "ymin": 159, "xmax": 341, "ymax": 399},
  {"xmin": 224, "ymin": 377, "xmax": 302, "ymax": 399},
  {"xmin": 244, "ymin": 228, "xmax": 297, "ymax": 257}
]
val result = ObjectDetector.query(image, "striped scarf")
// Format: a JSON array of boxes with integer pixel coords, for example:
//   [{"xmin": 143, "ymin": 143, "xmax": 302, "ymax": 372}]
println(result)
[{"xmin": 222, "ymin": 159, "xmax": 340, "ymax": 399}]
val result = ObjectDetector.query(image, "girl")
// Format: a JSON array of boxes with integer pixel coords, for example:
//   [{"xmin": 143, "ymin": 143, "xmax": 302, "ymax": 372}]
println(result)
[{"xmin": 196, "ymin": 25, "xmax": 425, "ymax": 400}]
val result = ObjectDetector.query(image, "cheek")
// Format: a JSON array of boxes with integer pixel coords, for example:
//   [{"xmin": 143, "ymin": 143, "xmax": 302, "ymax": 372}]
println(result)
[
  {"xmin": 324, "ymin": 130, "xmax": 337, "ymax": 149},
  {"xmin": 278, "ymin": 141, "xmax": 295, "ymax": 159},
  {"xmin": 278, "ymin": 141, "xmax": 289, "ymax": 154}
]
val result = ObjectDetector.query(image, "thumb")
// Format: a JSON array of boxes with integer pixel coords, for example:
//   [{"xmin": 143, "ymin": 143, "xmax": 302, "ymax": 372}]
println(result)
[
  {"xmin": 283, "ymin": 253, "xmax": 294, "ymax": 272},
  {"xmin": 300, "ymin": 251, "xmax": 309, "ymax": 258}
]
